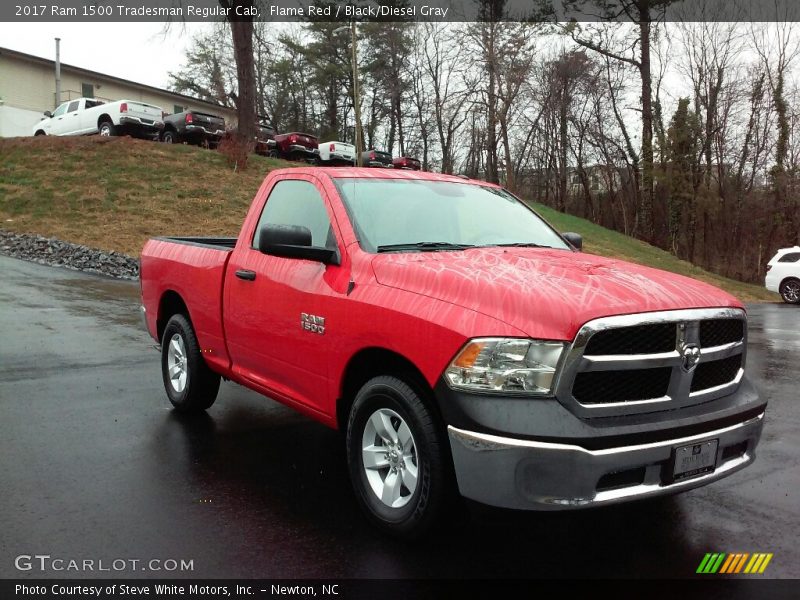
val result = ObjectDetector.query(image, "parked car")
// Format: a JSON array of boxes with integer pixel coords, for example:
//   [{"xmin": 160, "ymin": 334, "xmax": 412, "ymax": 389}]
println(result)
[
  {"xmin": 32, "ymin": 97, "xmax": 164, "ymax": 139},
  {"xmin": 140, "ymin": 167, "xmax": 764, "ymax": 538},
  {"xmin": 362, "ymin": 149, "xmax": 393, "ymax": 168},
  {"xmin": 765, "ymin": 245, "xmax": 800, "ymax": 303},
  {"xmin": 319, "ymin": 141, "xmax": 356, "ymax": 165},
  {"xmin": 161, "ymin": 110, "xmax": 226, "ymax": 148},
  {"xmin": 393, "ymin": 156, "xmax": 421, "ymax": 171},
  {"xmin": 255, "ymin": 119, "xmax": 277, "ymax": 157},
  {"xmin": 274, "ymin": 132, "xmax": 319, "ymax": 162}
]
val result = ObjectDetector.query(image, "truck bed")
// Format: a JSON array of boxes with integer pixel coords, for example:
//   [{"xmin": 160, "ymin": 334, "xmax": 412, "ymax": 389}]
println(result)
[
  {"xmin": 154, "ymin": 236, "xmax": 237, "ymax": 250},
  {"xmin": 140, "ymin": 237, "xmax": 236, "ymax": 374}
]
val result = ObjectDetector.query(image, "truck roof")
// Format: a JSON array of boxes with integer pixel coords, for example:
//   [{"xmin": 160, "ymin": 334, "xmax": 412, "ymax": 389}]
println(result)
[{"xmin": 271, "ymin": 167, "xmax": 501, "ymax": 187}]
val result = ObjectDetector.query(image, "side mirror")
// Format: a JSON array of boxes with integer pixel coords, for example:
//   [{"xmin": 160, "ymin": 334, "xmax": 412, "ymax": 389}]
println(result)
[
  {"xmin": 258, "ymin": 224, "xmax": 340, "ymax": 265},
  {"xmin": 562, "ymin": 232, "xmax": 583, "ymax": 251},
  {"xmin": 43, "ymin": 111, "xmax": 52, "ymax": 118}
]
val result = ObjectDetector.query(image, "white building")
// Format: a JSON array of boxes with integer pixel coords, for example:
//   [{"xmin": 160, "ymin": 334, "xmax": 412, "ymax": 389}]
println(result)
[{"xmin": 0, "ymin": 46, "xmax": 236, "ymax": 137}]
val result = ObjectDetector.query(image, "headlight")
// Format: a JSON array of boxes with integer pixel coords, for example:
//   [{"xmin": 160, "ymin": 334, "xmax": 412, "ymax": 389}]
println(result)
[{"xmin": 444, "ymin": 338, "xmax": 566, "ymax": 395}]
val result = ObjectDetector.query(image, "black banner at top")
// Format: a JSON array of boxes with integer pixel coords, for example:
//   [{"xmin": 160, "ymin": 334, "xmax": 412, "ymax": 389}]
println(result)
[{"xmin": 2, "ymin": 0, "xmax": 799, "ymax": 23}]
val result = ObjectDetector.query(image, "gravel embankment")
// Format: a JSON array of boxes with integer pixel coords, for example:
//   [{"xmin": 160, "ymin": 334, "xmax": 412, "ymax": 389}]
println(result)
[{"xmin": 0, "ymin": 230, "xmax": 139, "ymax": 280}]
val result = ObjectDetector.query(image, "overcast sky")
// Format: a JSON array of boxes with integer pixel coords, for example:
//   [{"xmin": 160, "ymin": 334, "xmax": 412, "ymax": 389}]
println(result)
[{"xmin": 0, "ymin": 22, "xmax": 213, "ymax": 89}]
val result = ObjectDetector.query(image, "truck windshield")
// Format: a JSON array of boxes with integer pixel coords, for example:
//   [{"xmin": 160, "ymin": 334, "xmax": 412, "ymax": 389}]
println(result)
[{"xmin": 333, "ymin": 178, "xmax": 570, "ymax": 253}]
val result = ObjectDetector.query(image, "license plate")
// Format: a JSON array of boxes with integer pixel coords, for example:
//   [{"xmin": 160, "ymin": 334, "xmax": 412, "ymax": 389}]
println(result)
[{"xmin": 672, "ymin": 439, "xmax": 718, "ymax": 481}]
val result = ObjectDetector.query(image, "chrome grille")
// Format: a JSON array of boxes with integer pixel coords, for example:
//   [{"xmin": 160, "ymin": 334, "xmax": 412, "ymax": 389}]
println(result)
[
  {"xmin": 554, "ymin": 308, "xmax": 746, "ymax": 418},
  {"xmin": 699, "ymin": 319, "xmax": 745, "ymax": 347},
  {"xmin": 573, "ymin": 367, "xmax": 672, "ymax": 404},
  {"xmin": 690, "ymin": 354, "xmax": 743, "ymax": 392},
  {"xmin": 584, "ymin": 323, "xmax": 676, "ymax": 355}
]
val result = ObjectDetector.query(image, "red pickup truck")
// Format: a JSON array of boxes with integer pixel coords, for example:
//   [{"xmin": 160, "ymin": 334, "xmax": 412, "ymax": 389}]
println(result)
[{"xmin": 140, "ymin": 167, "xmax": 765, "ymax": 538}]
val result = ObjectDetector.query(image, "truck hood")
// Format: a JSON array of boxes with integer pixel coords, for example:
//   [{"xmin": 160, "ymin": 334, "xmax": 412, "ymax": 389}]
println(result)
[{"xmin": 370, "ymin": 248, "xmax": 742, "ymax": 340}]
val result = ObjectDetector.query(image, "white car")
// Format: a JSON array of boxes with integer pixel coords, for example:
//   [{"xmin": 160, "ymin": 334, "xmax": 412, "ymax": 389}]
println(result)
[
  {"xmin": 318, "ymin": 141, "xmax": 356, "ymax": 165},
  {"xmin": 765, "ymin": 246, "xmax": 800, "ymax": 303},
  {"xmin": 32, "ymin": 97, "xmax": 164, "ymax": 139}
]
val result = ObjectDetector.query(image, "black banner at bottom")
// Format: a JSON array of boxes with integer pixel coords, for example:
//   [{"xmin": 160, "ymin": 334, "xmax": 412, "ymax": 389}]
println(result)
[{"xmin": 3, "ymin": 579, "xmax": 799, "ymax": 600}]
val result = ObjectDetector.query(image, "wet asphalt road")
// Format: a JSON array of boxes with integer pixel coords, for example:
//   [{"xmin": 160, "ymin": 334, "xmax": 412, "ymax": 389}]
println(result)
[{"xmin": 0, "ymin": 255, "xmax": 797, "ymax": 580}]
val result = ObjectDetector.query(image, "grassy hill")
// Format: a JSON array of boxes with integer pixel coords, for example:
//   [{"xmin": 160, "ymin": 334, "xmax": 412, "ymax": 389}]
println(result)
[{"xmin": 0, "ymin": 136, "xmax": 777, "ymax": 302}]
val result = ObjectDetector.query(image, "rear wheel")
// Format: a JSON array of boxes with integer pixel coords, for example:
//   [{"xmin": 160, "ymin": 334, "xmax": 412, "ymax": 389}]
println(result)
[
  {"xmin": 161, "ymin": 314, "xmax": 220, "ymax": 413},
  {"xmin": 98, "ymin": 121, "xmax": 116, "ymax": 136},
  {"xmin": 346, "ymin": 375, "xmax": 451, "ymax": 539},
  {"xmin": 162, "ymin": 130, "xmax": 177, "ymax": 144},
  {"xmin": 780, "ymin": 278, "xmax": 800, "ymax": 304}
]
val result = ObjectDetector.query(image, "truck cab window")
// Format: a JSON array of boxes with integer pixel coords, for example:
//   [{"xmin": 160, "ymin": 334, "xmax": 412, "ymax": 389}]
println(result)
[
  {"xmin": 52, "ymin": 103, "xmax": 68, "ymax": 117},
  {"xmin": 67, "ymin": 101, "xmax": 79, "ymax": 113},
  {"xmin": 254, "ymin": 180, "xmax": 334, "ymax": 249}
]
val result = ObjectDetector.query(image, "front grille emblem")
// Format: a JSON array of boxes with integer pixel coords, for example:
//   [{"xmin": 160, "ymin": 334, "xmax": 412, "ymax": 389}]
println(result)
[{"xmin": 680, "ymin": 343, "xmax": 701, "ymax": 373}]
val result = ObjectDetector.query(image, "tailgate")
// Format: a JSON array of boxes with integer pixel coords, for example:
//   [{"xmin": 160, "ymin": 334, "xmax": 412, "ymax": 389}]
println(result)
[
  {"xmin": 125, "ymin": 102, "xmax": 163, "ymax": 122},
  {"xmin": 193, "ymin": 112, "xmax": 226, "ymax": 130},
  {"xmin": 295, "ymin": 133, "xmax": 318, "ymax": 148},
  {"xmin": 335, "ymin": 143, "xmax": 355, "ymax": 153}
]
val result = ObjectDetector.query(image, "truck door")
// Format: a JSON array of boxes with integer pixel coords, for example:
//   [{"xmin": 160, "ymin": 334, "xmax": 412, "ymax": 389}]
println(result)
[
  {"xmin": 60, "ymin": 100, "xmax": 82, "ymax": 135},
  {"xmin": 45, "ymin": 102, "xmax": 70, "ymax": 135},
  {"xmin": 224, "ymin": 177, "xmax": 342, "ymax": 416}
]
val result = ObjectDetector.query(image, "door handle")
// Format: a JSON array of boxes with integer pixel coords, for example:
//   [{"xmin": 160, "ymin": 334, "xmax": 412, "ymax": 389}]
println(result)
[{"xmin": 235, "ymin": 269, "xmax": 256, "ymax": 281}]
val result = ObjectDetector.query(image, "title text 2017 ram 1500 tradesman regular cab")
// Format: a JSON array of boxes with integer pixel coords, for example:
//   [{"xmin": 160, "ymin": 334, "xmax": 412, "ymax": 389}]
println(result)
[{"xmin": 140, "ymin": 168, "xmax": 765, "ymax": 538}]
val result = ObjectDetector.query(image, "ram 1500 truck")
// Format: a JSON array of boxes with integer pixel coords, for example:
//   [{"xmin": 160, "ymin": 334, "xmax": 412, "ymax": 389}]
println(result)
[
  {"xmin": 161, "ymin": 110, "xmax": 226, "ymax": 147},
  {"xmin": 32, "ymin": 97, "xmax": 164, "ymax": 138},
  {"xmin": 140, "ymin": 168, "xmax": 765, "ymax": 538},
  {"xmin": 273, "ymin": 132, "xmax": 319, "ymax": 162}
]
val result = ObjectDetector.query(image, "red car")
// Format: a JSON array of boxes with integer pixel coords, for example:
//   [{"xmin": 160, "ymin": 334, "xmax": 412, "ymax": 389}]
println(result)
[
  {"xmin": 273, "ymin": 131, "xmax": 319, "ymax": 163},
  {"xmin": 140, "ymin": 167, "xmax": 764, "ymax": 538},
  {"xmin": 393, "ymin": 156, "xmax": 421, "ymax": 170}
]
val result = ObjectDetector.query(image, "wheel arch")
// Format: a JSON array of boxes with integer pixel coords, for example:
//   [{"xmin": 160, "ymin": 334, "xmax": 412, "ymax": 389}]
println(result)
[
  {"xmin": 97, "ymin": 114, "xmax": 113, "ymax": 128},
  {"xmin": 157, "ymin": 290, "xmax": 190, "ymax": 343},
  {"xmin": 337, "ymin": 347, "xmax": 441, "ymax": 431}
]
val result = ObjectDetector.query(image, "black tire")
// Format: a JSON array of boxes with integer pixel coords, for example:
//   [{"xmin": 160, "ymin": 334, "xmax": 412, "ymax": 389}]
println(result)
[
  {"xmin": 160, "ymin": 314, "xmax": 220, "ymax": 413},
  {"xmin": 34, "ymin": 130, "xmax": 46, "ymax": 136},
  {"xmin": 346, "ymin": 375, "xmax": 452, "ymax": 539},
  {"xmin": 780, "ymin": 278, "xmax": 800, "ymax": 304},
  {"xmin": 162, "ymin": 130, "xmax": 177, "ymax": 144},
  {"xmin": 98, "ymin": 121, "xmax": 116, "ymax": 137}
]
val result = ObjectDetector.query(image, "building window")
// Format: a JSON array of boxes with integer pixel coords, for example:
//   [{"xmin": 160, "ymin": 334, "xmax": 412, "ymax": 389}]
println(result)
[
  {"xmin": 81, "ymin": 83, "xmax": 94, "ymax": 98},
  {"xmin": 173, "ymin": 104, "xmax": 185, "ymax": 114}
]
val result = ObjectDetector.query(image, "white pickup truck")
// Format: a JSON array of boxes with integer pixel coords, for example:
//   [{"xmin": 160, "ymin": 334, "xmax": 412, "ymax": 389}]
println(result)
[
  {"xmin": 32, "ymin": 97, "xmax": 164, "ymax": 139},
  {"xmin": 318, "ymin": 140, "xmax": 356, "ymax": 165}
]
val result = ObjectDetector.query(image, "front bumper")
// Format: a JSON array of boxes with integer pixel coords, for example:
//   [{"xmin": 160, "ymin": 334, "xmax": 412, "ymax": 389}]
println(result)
[{"xmin": 448, "ymin": 412, "xmax": 764, "ymax": 510}]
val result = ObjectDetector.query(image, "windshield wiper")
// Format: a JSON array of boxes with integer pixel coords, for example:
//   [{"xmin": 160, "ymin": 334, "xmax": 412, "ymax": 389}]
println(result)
[
  {"xmin": 479, "ymin": 242, "xmax": 553, "ymax": 249},
  {"xmin": 376, "ymin": 242, "xmax": 475, "ymax": 253}
]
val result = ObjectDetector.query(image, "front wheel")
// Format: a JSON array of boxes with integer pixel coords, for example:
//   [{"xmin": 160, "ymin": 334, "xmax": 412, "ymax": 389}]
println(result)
[
  {"xmin": 780, "ymin": 278, "xmax": 800, "ymax": 304},
  {"xmin": 161, "ymin": 314, "xmax": 220, "ymax": 412},
  {"xmin": 346, "ymin": 375, "xmax": 452, "ymax": 539}
]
